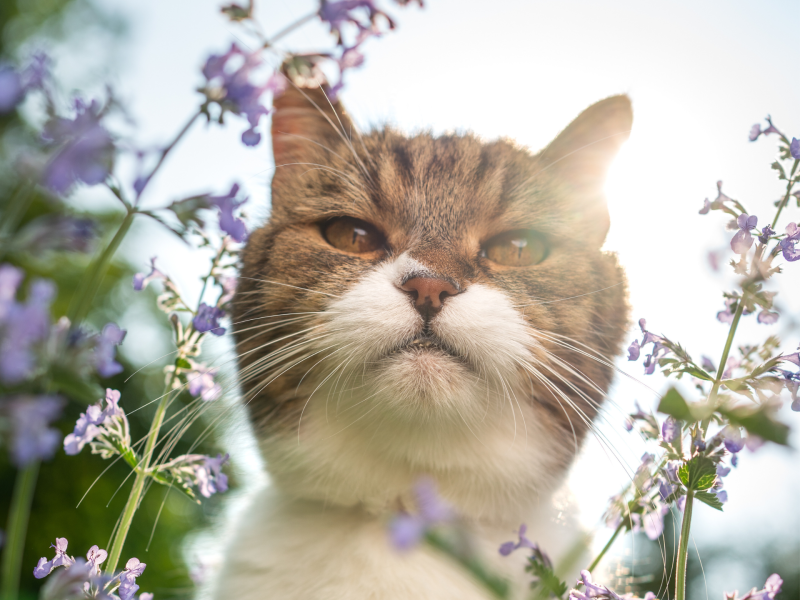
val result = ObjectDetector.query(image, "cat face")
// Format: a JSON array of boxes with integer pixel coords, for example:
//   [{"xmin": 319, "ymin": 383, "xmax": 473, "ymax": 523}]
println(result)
[{"xmin": 232, "ymin": 86, "xmax": 631, "ymax": 509}]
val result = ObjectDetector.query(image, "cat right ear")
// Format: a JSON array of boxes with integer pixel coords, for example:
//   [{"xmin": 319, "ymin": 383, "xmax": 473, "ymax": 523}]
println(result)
[{"xmin": 271, "ymin": 76, "xmax": 354, "ymax": 166}]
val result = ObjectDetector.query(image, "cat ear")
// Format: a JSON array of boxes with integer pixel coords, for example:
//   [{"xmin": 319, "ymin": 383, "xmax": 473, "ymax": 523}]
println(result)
[
  {"xmin": 271, "ymin": 79, "xmax": 354, "ymax": 165},
  {"xmin": 539, "ymin": 95, "xmax": 632, "ymax": 243}
]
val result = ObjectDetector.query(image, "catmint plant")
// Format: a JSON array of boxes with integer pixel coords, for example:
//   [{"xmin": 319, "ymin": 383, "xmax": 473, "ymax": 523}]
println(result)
[{"xmin": 0, "ymin": 2, "xmax": 421, "ymax": 598}]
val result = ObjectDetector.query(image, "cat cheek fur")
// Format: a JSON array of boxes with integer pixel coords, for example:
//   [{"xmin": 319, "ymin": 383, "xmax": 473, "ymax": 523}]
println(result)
[{"xmin": 211, "ymin": 84, "xmax": 632, "ymax": 599}]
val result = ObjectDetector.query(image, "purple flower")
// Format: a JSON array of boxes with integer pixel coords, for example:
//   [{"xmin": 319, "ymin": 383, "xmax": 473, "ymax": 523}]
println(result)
[
  {"xmin": 193, "ymin": 303, "xmax": 226, "ymax": 336},
  {"xmin": 94, "ymin": 322, "xmax": 126, "ymax": 377},
  {"xmin": 0, "ymin": 278, "xmax": 55, "ymax": 383},
  {"xmin": 721, "ymin": 425, "xmax": 744, "ymax": 453},
  {"xmin": 779, "ymin": 222, "xmax": 800, "ymax": 262},
  {"xmin": 748, "ymin": 119, "xmax": 782, "ymax": 142},
  {"xmin": 208, "ymin": 184, "xmax": 248, "ymax": 242},
  {"xmin": 0, "ymin": 64, "xmax": 24, "ymax": 112},
  {"xmin": 731, "ymin": 213, "xmax": 758, "ymax": 254},
  {"xmin": 698, "ymin": 197, "xmax": 711, "ymax": 215},
  {"xmin": 6, "ymin": 395, "xmax": 64, "ymax": 466},
  {"xmin": 0, "ymin": 264, "xmax": 24, "ymax": 318},
  {"xmin": 193, "ymin": 453, "xmax": 230, "ymax": 498},
  {"xmin": 725, "ymin": 573, "xmax": 783, "ymax": 600},
  {"xmin": 627, "ymin": 339, "xmax": 640, "ymax": 361},
  {"xmin": 85, "ymin": 545, "xmax": 107, "ymax": 576},
  {"xmin": 42, "ymin": 98, "xmax": 115, "ymax": 194},
  {"xmin": 37, "ymin": 558, "xmax": 95, "ymax": 600},
  {"xmin": 643, "ymin": 342, "xmax": 669, "ymax": 375},
  {"xmin": 791, "ymin": 138, "xmax": 800, "ymax": 160},
  {"xmin": 200, "ymin": 44, "xmax": 281, "ymax": 147},
  {"xmin": 757, "ymin": 225, "xmax": 775, "ymax": 245},
  {"xmin": 717, "ymin": 297, "xmax": 736, "ymax": 324},
  {"xmin": 119, "ymin": 557, "xmax": 147, "ymax": 600},
  {"xmin": 64, "ymin": 389, "xmax": 122, "ymax": 455},
  {"xmin": 717, "ymin": 463, "xmax": 731, "ymax": 478},
  {"xmin": 757, "ymin": 309, "xmax": 779, "ymax": 324},
  {"xmin": 389, "ymin": 478, "xmax": 453, "ymax": 551},
  {"xmin": 498, "ymin": 523, "xmax": 535, "ymax": 556},
  {"xmin": 319, "ymin": 0, "xmax": 394, "ymax": 45},
  {"xmin": 661, "ymin": 417, "xmax": 679, "ymax": 443},
  {"xmin": 218, "ymin": 275, "xmax": 237, "ymax": 305},
  {"xmin": 133, "ymin": 257, "xmax": 166, "ymax": 291},
  {"xmin": 782, "ymin": 352, "xmax": 800, "ymax": 367},
  {"xmin": 701, "ymin": 355, "xmax": 715, "ymax": 372},
  {"xmin": 187, "ymin": 362, "xmax": 222, "ymax": 401},
  {"xmin": 569, "ymin": 570, "xmax": 627, "ymax": 600},
  {"xmin": 33, "ymin": 538, "xmax": 75, "ymax": 579}
]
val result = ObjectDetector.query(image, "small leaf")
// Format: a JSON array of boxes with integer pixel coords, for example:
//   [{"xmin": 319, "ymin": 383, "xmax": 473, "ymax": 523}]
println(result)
[
  {"xmin": 771, "ymin": 161, "xmax": 787, "ymax": 180},
  {"xmin": 719, "ymin": 404, "xmax": 790, "ymax": 446},
  {"xmin": 682, "ymin": 456, "xmax": 716, "ymax": 491},
  {"xmin": 658, "ymin": 388, "xmax": 694, "ymax": 422},
  {"xmin": 682, "ymin": 365, "xmax": 714, "ymax": 381},
  {"xmin": 175, "ymin": 358, "xmax": 192, "ymax": 370},
  {"xmin": 694, "ymin": 491, "xmax": 724, "ymax": 511}
]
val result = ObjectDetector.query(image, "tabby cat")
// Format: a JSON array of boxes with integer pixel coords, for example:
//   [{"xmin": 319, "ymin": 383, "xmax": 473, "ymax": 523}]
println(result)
[{"xmin": 211, "ymin": 83, "xmax": 632, "ymax": 599}]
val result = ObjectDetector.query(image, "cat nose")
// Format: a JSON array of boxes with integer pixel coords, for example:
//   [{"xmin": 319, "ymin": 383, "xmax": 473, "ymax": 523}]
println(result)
[{"xmin": 400, "ymin": 277, "xmax": 459, "ymax": 316}]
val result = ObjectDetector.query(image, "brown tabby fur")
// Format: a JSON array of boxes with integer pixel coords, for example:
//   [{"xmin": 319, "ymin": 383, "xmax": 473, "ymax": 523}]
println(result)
[{"xmin": 232, "ymin": 83, "xmax": 632, "ymax": 471}]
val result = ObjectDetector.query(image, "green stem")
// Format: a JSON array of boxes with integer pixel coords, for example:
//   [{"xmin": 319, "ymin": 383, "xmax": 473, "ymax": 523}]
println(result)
[
  {"xmin": 105, "ymin": 377, "xmax": 176, "ymax": 574},
  {"xmin": 586, "ymin": 523, "xmax": 624, "ymax": 574},
  {"xmin": 675, "ymin": 490, "xmax": 694, "ymax": 600},
  {"xmin": 0, "ymin": 461, "xmax": 40, "ymax": 600},
  {"xmin": 67, "ymin": 210, "xmax": 136, "ymax": 325},
  {"xmin": 0, "ymin": 183, "xmax": 35, "ymax": 262},
  {"xmin": 771, "ymin": 159, "xmax": 798, "ymax": 229}
]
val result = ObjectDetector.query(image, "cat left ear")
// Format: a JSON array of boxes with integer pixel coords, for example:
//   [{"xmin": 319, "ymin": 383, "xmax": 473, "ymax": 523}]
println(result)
[
  {"xmin": 539, "ymin": 95, "xmax": 632, "ymax": 242},
  {"xmin": 271, "ymin": 77, "xmax": 354, "ymax": 166}
]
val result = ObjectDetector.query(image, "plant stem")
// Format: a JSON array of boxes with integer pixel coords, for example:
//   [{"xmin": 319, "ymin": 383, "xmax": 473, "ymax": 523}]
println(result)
[
  {"xmin": 771, "ymin": 159, "xmax": 798, "ymax": 229},
  {"xmin": 0, "ymin": 461, "xmax": 40, "ymax": 600},
  {"xmin": 586, "ymin": 523, "xmax": 624, "ymax": 574},
  {"xmin": 674, "ymin": 490, "xmax": 694, "ymax": 600},
  {"xmin": 67, "ymin": 210, "xmax": 136, "ymax": 325},
  {"xmin": 0, "ymin": 183, "xmax": 35, "ymax": 262},
  {"xmin": 134, "ymin": 112, "xmax": 201, "ymax": 203},
  {"xmin": 105, "ymin": 375, "xmax": 176, "ymax": 574}
]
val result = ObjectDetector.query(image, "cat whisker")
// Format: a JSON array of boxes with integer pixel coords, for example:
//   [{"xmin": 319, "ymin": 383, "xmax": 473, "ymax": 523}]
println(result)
[
  {"xmin": 238, "ymin": 276, "xmax": 341, "ymax": 298},
  {"xmin": 513, "ymin": 281, "xmax": 625, "ymax": 308}
]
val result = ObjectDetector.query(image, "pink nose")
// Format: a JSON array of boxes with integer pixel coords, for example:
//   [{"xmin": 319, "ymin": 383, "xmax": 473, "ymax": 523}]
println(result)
[{"xmin": 400, "ymin": 277, "xmax": 459, "ymax": 312}]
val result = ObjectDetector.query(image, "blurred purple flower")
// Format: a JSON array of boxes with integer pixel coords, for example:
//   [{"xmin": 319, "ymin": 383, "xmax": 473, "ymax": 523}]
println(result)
[
  {"xmin": 37, "ymin": 559, "xmax": 95, "ymax": 600},
  {"xmin": 0, "ymin": 64, "xmax": 24, "ymax": 112},
  {"xmin": 661, "ymin": 417, "xmax": 679, "ymax": 443},
  {"xmin": 721, "ymin": 356, "xmax": 740, "ymax": 379},
  {"xmin": 319, "ymin": 0, "xmax": 394, "ymax": 45},
  {"xmin": 779, "ymin": 222, "xmax": 800, "ymax": 262},
  {"xmin": 790, "ymin": 138, "xmax": 800, "ymax": 160},
  {"xmin": 133, "ymin": 257, "xmax": 166, "ymax": 291},
  {"xmin": 698, "ymin": 197, "xmax": 711, "ymax": 215},
  {"xmin": 187, "ymin": 362, "xmax": 222, "ymax": 401},
  {"xmin": 42, "ymin": 98, "xmax": 115, "ymax": 194},
  {"xmin": 33, "ymin": 538, "xmax": 75, "ymax": 579},
  {"xmin": 208, "ymin": 184, "xmax": 248, "ymax": 242},
  {"xmin": 627, "ymin": 339, "xmax": 640, "ymax": 361},
  {"xmin": 193, "ymin": 453, "xmax": 230, "ymax": 498},
  {"xmin": 389, "ymin": 478, "xmax": 453, "ymax": 551},
  {"xmin": 0, "ymin": 264, "xmax": 24, "ymax": 318},
  {"xmin": 717, "ymin": 463, "xmax": 731, "ymax": 478},
  {"xmin": 0, "ymin": 278, "xmax": 55, "ymax": 384},
  {"xmin": 631, "ymin": 499, "xmax": 669, "ymax": 540},
  {"xmin": 643, "ymin": 342, "xmax": 669, "ymax": 375},
  {"xmin": 757, "ymin": 225, "xmax": 775, "ymax": 245},
  {"xmin": 724, "ymin": 573, "xmax": 783, "ymax": 600},
  {"xmin": 757, "ymin": 309, "xmax": 779, "ymax": 324},
  {"xmin": 498, "ymin": 523, "xmax": 535, "ymax": 556},
  {"xmin": 218, "ymin": 275, "xmax": 237, "ymax": 305},
  {"xmin": 748, "ymin": 119, "xmax": 782, "ymax": 142},
  {"xmin": 118, "ymin": 557, "xmax": 147, "ymax": 600},
  {"xmin": 701, "ymin": 355, "xmax": 715, "ymax": 372},
  {"xmin": 569, "ymin": 569, "xmax": 629, "ymax": 600},
  {"xmin": 94, "ymin": 322, "xmax": 126, "ymax": 377},
  {"xmin": 6, "ymin": 395, "xmax": 64, "ymax": 466},
  {"xmin": 16, "ymin": 216, "xmax": 96, "ymax": 254},
  {"xmin": 717, "ymin": 297, "xmax": 736, "ymax": 324},
  {"xmin": 731, "ymin": 213, "xmax": 758, "ymax": 254},
  {"xmin": 193, "ymin": 303, "xmax": 226, "ymax": 335},
  {"xmin": 721, "ymin": 424, "xmax": 744, "ymax": 453}
]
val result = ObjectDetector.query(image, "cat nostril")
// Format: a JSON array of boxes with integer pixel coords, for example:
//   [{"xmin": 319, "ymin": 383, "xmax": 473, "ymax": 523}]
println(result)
[{"xmin": 400, "ymin": 277, "xmax": 459, "ymax": 311}]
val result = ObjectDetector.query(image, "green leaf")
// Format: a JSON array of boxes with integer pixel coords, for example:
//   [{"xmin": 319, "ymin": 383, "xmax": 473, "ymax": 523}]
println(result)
[
  {"xmin": 682, "ymin": 365, "xmax": 714, "ymax": 381},
  {"xmin": 680, "ymin": 456, "xmax": 716, "ymax": 491},
  {"xmin": 695, "ymin": 491, "xmax": 724, "ymax": 511},
  {"xmin": 175, "ymin": 358, "xmax": 192, "ymax": 370},
  {"xmin": 771, "ymin": 161, "xmax": 787, "ymax": 180},
  {"xmin": 719, "ymin": 404, "xmax": 791, "ymax": 446},
  {"xmin": 528, "ymin": 560, "xmax": 568, "ymax": 598},
  {"xmin": 657, "ymin": 388, "xmax": 694, "ymax": 422}
]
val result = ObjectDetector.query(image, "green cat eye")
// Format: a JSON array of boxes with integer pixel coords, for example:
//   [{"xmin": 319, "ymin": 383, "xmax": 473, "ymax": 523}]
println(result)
[
  {"xmin": 482, "ymin": 230, "xmax": 549, "ymax": 267},
  {"xmin": 322, "ymin": 217, "xmax": 386, "ymax": 254}
]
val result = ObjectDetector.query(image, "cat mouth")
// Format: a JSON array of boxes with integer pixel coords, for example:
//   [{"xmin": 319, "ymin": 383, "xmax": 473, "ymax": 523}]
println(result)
[{"xmin": 386, "ymin": 335, "xmax": 461, "ymax": 359}]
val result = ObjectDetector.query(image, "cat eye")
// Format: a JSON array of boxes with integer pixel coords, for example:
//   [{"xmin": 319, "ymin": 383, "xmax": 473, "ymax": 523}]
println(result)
[
  {"xmin": 481, "ymin": 230, "xmax": 549, "ymax": 267},
  {"xmin": 322, "ymin": 217, "xmax": 386, "ymax": 254}
]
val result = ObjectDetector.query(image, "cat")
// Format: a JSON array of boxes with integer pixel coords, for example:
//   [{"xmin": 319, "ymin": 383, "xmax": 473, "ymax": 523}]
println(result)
[{"xmin": 209, "ymin": 82, "xmax": 632, "ymax": 599}]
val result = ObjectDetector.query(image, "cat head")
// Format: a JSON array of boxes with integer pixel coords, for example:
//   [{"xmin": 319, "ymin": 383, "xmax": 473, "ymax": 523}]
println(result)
[{"xmin": 232, "ymin": 84, "xmax": 631, "ymax": 517}]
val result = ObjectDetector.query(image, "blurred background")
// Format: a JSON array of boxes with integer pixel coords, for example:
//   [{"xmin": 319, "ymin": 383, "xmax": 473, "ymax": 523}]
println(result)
[{"xmin": 1, "ymin": 0, "xmax": 798, "ymax": 598}]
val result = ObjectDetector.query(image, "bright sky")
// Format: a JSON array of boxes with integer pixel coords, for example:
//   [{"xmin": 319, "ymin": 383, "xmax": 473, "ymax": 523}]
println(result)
[{"xmin": 50, "ymin": 0, "xmax": 800, "ymax": 590}]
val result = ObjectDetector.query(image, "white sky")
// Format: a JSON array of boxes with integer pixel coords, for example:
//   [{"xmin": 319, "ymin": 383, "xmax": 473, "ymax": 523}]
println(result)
[{"xmin": 47, "ymin": 0, "xmax": 800, "ymax": 589}]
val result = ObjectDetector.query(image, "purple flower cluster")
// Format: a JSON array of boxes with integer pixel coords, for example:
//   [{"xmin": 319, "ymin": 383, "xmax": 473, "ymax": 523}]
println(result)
[
  {"xmin": 779, "ymin": 222, "xmax": 800, "ymax": 262},
  {"xmin": 132, "ymin": 257, "xmax": 167, "ymax": 291},
  {"xmin": 2, "ymin": 395, "xmax": 64, "ymax": 466},
  {"xmin": 0, "ymin": 265, "xmax": 55, "ymax": 383},
  {"xmin": 724, "ymin": 574, "xmax": 783, "ymax": 600},
  {"xmin": 569, "ymin": 570, "xmax": 656, "ymax": 600},
  {"xmin": 42, "ymin": 98, "xmax": 115, "ymax": 194},
  {"xmin": 748, "ymin": 118, "xmax": 782, "ymax": 142},
  {"xmin": 698, "ymin": 180, "xmax": 734, "ymax": 215},
  {"xmin": 63, "ymin": 389, "xmax": 126, "ymax": 455},
  {"xmin": 187, "ymin": 361, "xmax": 222, "ymax": 402},
  {"xmin": 731, "ymin": 213, "xmax": 758, "ymax": 254},
  {"xmin": 200, "ymin": 44, "xmax": 285, "ymax": 147},
  {"xmin": 34, "ymin": 538, "xmax": 151, "ymax": 600},
  {"xmin": 162, "ymin": 452, "xmax": 230, "ymax": 498},
  {"xmin": 0, "ymin": 52, "xmax": 50, "ymax": 113},
  {"xmin": 389, "ymin": 478, "xmax": 453, "ymax": 550},
  {"xmin": 626, "ymin": 319, "xmax": 669, "ymax": 375},
  {"xmin": 193, "ymin": 303, "xmax": 226, "ymax": 336},
  {"xmin": 207, "ymin": 184, "xmax": 248, "ymax": 242}
]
